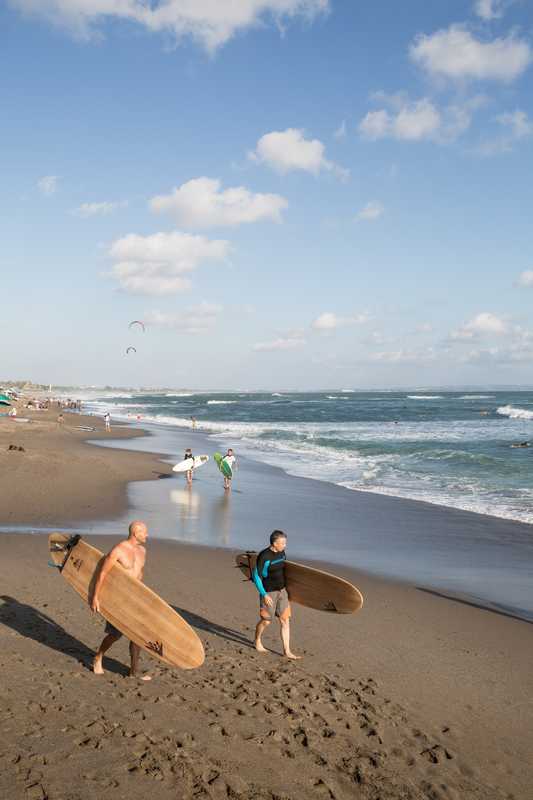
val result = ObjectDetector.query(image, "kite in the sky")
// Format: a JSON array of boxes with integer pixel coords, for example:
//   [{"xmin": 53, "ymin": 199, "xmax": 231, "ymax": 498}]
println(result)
[
  {"xmin": 126, "ymin": 346, "xmax": 137, "ymax": 355},
  {"xmin": 129, "ymin": 320, "xmax": 145, "ymax": 332}
]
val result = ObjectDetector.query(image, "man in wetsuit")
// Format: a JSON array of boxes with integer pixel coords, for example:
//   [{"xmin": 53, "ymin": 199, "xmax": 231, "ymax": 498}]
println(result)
[
  {"xmin": 91, "ymin": 520, "xmax": 151, "ymax": 680},
  {"xmin": 252, "ymin": 530, "xmax": 301, "ymax": 660}
]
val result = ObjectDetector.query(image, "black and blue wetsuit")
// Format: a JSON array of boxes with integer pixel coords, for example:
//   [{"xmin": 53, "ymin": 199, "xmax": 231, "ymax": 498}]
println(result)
[{"xmin": 252, "ymin": 547, "xmax": 286, "ymax": 597}]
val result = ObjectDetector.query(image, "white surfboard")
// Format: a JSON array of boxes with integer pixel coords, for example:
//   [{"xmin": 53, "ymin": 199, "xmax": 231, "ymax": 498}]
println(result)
[{"xmin": 172, "ymin": 454, "xmax": 209, "ymax": 473}]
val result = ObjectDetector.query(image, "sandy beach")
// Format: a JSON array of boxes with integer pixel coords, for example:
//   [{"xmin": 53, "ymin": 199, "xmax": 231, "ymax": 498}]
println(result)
[
  {"xmin": 0, "ymin": 405, "xmax": 171, "ymax": 526},
  {"xmin": 1, "ymin": 406, "xmax": 532, "ymax": 799}
]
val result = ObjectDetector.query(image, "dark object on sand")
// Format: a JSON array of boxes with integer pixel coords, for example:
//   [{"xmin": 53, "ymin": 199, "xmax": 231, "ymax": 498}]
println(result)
[{"xmin": 8, "ymin": 444, "xmax": 25, "ymax": 452}]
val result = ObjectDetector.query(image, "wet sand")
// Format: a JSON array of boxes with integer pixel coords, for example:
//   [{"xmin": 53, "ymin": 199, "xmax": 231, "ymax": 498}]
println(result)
[{"xmin": 0, "ymin": 533, "xmax": 531, "ymax": 800}]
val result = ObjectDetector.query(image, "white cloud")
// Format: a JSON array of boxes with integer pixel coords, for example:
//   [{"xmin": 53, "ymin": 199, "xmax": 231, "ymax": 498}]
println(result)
[
  {"xmin": 518, "ymin": 270, "xmax": 533, "ymax": 287},
  {"xmin": 474, "ymin": 0, "xmax": 505, "ymax": 21},
  {"xmin": 249, "ymin": 128, "xmax": 349, "ymax": 179},
  {"xmin": 485, "ymin": 109, "xmax": 533, "ymax": 155},
  {"xmin": 253, "ymin": 336, "xmax": 306, "ymax": 352},
  {"xmin": 9, "ymin": 0, "xmax": 329, "ymax": 51},
  {"xmin": 37, "ymin": 175, "xmax": 58, "ymax": 195},
  {"xmin": 143, "ymin": 302, "xmax": 222, "ymax": 334},
  {"xmin": 334, "ymin": 120, "xmax": 347, "ymax": 140},
  {"xmin": 497, "ymin": 110, "xmax": 533, "ymax": 139},
  {"xmin": 462, "ymin": 343, "xmax": 533, "ymax": 365},
  {"xmin": 359, "ymin": 109, "xmax": 391, "ymax": 140},
  {"xmin": 452, "ymin": 312, "xmax": 508, "ymax": 340},
  {"xmin": 476, "ymin": 109, "xmax": 533, "ymax": 156},
  {"xmin": 312, "ymin": 312, "xmax": 369, "ymax": 331},
  {"xmin": 359, "ymin": 100, "xmax": 440, "ymax": 142},
  {"xmin": 109, "ymin": 231, "xmax": 230, "ymax": 295},
  {"xmin": 359, "ymin": 93, "xmax": 485, "ymax": 144},
  {"xmin": 410, "ymin": 25, "xmax": 532, "ymax": 82},
  {"xmin": 369, "ymin": 348, "xmax": 436, "ymax": 364},
  {"xmin": 150, "ymin": 177, "xmax": 287, "ymax": 228},
  {"xmin": 73, "ymin": 200, "xmax": 126, "ymax": 217},
  {"xmin": 356, "ymin": 201, "xmax": 384, "ymax": 221}
]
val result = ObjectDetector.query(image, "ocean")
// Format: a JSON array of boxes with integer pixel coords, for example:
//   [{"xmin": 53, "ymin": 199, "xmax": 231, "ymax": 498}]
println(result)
[{"xmin": 82, "ymin": 390, "xmax": 533, "ymax": 525}]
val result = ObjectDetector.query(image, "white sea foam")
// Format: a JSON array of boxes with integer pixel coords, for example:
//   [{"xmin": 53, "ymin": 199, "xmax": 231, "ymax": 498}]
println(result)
[
  {"xmin": 497, "ymin": 405, "xmax": 533, "ymax": 421},
  {"xmin": 166, "ymin": 392, "xmax": 194, "ymax": 397},
  {"xmin": 459, "ymin": 395, "xmax": 494, "ymax": 400},
  {"xmin": 207, "ymin": 400, "xmax": 237, "ymax": 405},
  {"xmin": 407, "ymin": 395, "xmax": 443, "ymax": 400}
]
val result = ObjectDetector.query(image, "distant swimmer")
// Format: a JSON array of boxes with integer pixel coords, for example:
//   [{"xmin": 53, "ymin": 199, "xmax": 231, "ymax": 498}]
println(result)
[
  {"xmin": 252, "ymin": 530, "xmax": 301, "ymax": 660},
  {"xmin": 222, "ymin": 448, "xmax": 236, "ymax": 491},
  {"xmin": 191, "ymin": 416, "xmax": 197, "ymax": 430},
  {"xmin": 184, "ymin": 447, "xmax": 194, "ymax": 484},
  {"xmin": 91, "ymin": 521, "xmax": 151, "ymax": 680},
  {"xmin": 511, "ymin": 441, "xmax": 530, "ymax": 448}
]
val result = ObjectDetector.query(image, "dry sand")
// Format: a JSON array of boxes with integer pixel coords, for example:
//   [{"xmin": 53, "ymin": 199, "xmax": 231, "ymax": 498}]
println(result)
[
  {"xmin": 0, "ymin": 404, "xmax": 531, "ymax": 799},
  {"xmin": 1, "ymin": 534, "xmax": 531, "ymax": 800}
]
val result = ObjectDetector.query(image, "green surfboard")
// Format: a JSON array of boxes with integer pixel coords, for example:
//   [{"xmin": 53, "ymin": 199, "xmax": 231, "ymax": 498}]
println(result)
[{"xmin": 214, "ymin": 452, "xmax": 232, "ymax": 478}]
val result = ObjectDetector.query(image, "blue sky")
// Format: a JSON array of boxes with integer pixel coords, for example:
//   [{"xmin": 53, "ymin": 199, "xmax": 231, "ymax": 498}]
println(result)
[{"xmin": 2, "ymin": 0, "xmax": 533, "ymax": 389}]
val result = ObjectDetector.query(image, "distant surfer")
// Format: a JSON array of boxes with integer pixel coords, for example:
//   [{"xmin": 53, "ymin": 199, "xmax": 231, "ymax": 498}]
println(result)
[
  {"xmin": 222, "ymin": 448, "xmax": 236, "ymax": 491},
  {"xmin": 184, "ymin": 447, "xmax": 194, "ymax": 484},
  {"xmin": 252, "ymin": 530, "xmax": 301, "ymax": 660},
  {"xmin": 511, "ymin": 441, "xmax": 530, "ymax": 448},
  {"xmin": 91, "ymin": 520, "xmax": 151, "ymax": 680}
]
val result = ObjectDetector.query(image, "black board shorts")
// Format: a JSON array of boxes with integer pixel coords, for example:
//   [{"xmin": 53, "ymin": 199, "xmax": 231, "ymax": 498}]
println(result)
[{"xmin": 104, "ymin": 620, "xmax": 123, "ymax": 639}]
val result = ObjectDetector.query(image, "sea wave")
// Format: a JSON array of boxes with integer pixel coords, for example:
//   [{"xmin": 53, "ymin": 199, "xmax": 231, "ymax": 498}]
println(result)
[
  {"xmin": 459, "ymin": 395, "xmax": 494, "ymax": 400},
  {"xmin": 407, "ymin": 395, "xmax": 443, "ymax": 400},
  {"xmin": 207, "ymin": 400, "xmax": 237, "ymax": 405},
  {"xmin": 497, "ymin": 405, "xmax": 533, "ymax": 421}
]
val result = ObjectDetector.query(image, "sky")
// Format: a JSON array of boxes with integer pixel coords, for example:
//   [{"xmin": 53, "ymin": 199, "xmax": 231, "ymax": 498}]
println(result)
[{"xmin": 2, "ymin": 0, "xmax": 533, "ymax": 390}]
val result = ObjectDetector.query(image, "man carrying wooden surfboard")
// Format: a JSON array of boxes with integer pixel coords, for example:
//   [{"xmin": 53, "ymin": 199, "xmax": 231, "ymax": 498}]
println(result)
[
  {"xmin": 91, "ymin": 520, "xmax": 151, "ymax": 680},
  {"xmin": 252, "ymin": 530, "xmax": 301, "ymax": 660}
]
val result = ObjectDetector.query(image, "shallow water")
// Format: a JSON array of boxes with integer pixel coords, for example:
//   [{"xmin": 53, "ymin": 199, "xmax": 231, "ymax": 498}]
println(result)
[{"xmin": 80, "ymin": 390, "xmax": 533, "ymax": 524}]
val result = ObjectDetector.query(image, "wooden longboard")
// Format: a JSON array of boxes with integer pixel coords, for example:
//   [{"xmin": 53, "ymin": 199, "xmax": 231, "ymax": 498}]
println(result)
[
  {"xmin": 236, "ymin": 552, "xmax": 363, "ymax": 614},
  {"xmin": 49, "ymin": 534, "xmax": 204, "ymax": 669}
]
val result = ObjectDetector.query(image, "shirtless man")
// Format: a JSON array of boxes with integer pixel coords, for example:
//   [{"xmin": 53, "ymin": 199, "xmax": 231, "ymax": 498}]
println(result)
[
  {"xmin": 252, "ymin": 530, "xmax": 301, "ymax": 660},
  {"xmin": 91, "ymin": 520, "xmax": 151, "ymax": 680}
]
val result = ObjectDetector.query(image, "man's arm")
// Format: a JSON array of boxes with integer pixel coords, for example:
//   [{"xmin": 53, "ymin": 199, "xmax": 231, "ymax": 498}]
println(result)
[
  {"xmin": 90, "ymin": 546, "xmax": 121, "ymax": 612},
  {"xmin": 252, "ymin": 552, "xmax": 268, "ymax": 597}
]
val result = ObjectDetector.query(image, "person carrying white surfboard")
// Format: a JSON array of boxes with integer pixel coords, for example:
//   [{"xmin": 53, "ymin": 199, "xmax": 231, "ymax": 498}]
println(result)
[
  {"xmin": 91, "ymin": 520, "xmax": 152, "ymax": 680},
  {"xmin": 252, "ymin": 530, "xmax": 301, "ymax": 660},
  {"xmin": 222, "ymin": 448, "xmax": 236, "ymax": 490},
  {"xmin": 184, "ymin": 448, "xmax": 194, "ymax": 485}
]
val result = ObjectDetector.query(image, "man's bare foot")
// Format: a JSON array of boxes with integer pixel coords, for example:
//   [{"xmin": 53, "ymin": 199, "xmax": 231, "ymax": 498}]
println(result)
[
  {"xmin": 92, "ymin": 655, "xmax": 104, "ymax": 675},
  {"xmin": 284, "ymin": 651, "xmax": 302, "ymax": 660},
  {"xmin": 255, "ymin": 641, "xmax": 267, "ymax": 653},
  {"xmin": 129, "ymin": 672, "xmax": 152, "ymax": 681}
]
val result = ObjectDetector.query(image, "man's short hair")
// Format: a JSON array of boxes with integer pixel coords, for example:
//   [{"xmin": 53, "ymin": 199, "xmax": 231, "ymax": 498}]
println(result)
[{"xmin": 270, "ymin": 529, "xmax": 286, "ymax": 546}]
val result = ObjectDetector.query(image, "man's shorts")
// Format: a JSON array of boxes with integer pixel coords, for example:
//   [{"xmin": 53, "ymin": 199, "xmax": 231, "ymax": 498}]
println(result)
[
  {"xmin": 105, "ymin": 620, "xmax": 123, "ymax": 639},
  {"xmin": 260, "ymin": 588, "xmax": 290, "ymax": 620}
]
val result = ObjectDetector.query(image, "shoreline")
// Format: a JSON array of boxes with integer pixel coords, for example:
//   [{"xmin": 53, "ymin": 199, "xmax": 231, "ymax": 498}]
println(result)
[{"xmin": 3, "ymin": 405, "xmax": 533, "ymax": 623}]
